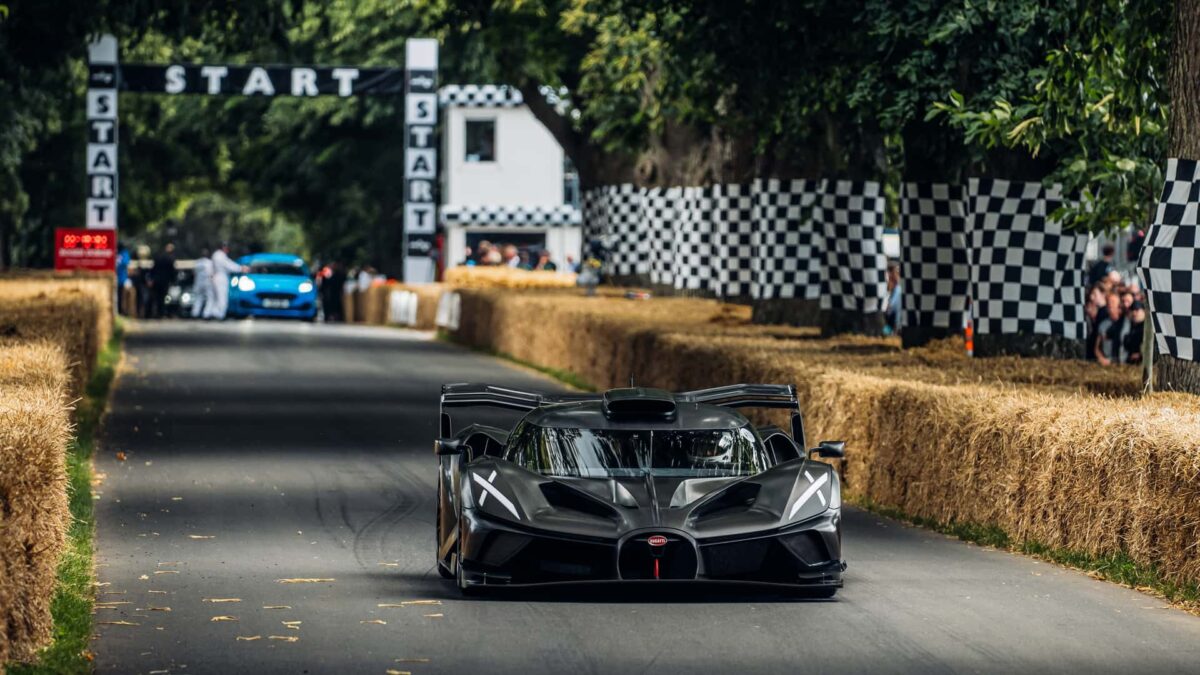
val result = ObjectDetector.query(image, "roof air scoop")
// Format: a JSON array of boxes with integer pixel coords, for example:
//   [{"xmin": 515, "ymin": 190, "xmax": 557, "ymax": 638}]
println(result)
[{"xmin": 602, "ymin": 387, "xmax": 677, "ymax": 420}]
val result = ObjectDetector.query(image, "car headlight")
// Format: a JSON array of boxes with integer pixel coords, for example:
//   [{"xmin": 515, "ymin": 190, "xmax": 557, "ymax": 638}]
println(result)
[
  {"xmin": 237, "ymin": 276, "xmax": 256, "ymax": 292},
  {"xmin": 298, "ymin": 281, "xmax": 314, "ymax": 294}
]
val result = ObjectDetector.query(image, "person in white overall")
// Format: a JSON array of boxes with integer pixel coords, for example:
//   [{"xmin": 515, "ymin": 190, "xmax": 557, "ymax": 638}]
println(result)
[
  {"xmin": 190, "ymin": 248, "xmax": 214, "ymax": 318},
  {"xmin": 205, "ymin": 244, "xmax": 246, "ymax": 320}
]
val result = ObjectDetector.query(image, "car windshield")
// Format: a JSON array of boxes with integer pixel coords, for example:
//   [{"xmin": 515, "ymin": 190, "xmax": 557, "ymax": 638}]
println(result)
[
  {"xmin": 249, "ymin": 261, "xmax": 308, "ymax": 276},
  {"xmin": 506, "ymin": 424, "xmax": 770, "ymax": 478}
]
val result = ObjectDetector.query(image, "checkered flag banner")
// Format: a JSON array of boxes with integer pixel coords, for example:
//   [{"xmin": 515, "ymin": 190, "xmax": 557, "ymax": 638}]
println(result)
[
  {"xmin": 582, "ymin": 185, "xmax": 645, "ymax": 276},
  {"xmin": 439, "ymin": 204, "xmax": 581, "ymax": 227},
  {"xmin": 711, "ymin": 184, "xmax": 756, "ymax": 298},
  {"xmin": 818, "ymin": 180, "xmax": 889, "ymax": 312},
  {"xmin": 1137, "ymin": 158, "xmax": 1200, "ymax": 361},
  {"xmin": 646, "ymin": 187, "xmax": 680, "ymax": 286},
  {"xmin": 751, "ymin": 179, "xmax": 824, "ymax": 301},
  {"xmin": 439, "ymin": 84, "xmax": 524, "ymax": 107},
  {"xmin": 967, "ymin": 178, "xmax": 1088, "ymax": 340},
  {"xmin": 672, "ymin": 186, "xmax": 715, "ymax": 291},
  {"xmin": 899, "ymin": 182, "xmax": 971, "ymax": 330}
]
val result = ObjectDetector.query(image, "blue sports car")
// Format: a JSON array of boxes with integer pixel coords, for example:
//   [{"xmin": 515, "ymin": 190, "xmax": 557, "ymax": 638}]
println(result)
[{"xmin": 228, "ymin": 253, "xmax": 318, "ymax": 321}]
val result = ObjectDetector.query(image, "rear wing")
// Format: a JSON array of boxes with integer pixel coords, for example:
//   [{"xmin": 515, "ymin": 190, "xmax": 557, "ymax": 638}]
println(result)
[
  {"xmin": 438, "ymin": 382, "xmax": 799, "ymax": 437},
  {"xmin": 675, "ymin": 384, "xmax": 798, "ymax": 411}
]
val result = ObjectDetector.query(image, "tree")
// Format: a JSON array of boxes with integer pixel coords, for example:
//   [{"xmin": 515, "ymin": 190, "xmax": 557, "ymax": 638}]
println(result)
[
  {"xmin": 1149, "ymin": 0, "xmax": 1200, "ymax": 392},
  {"xmin": 925, "ymin": 0, "xmax": 1169, "ymax": 233}
]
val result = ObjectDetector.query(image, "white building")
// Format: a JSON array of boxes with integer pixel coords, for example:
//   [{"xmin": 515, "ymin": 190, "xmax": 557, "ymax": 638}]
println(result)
[{"xmin": 439, "ymin": 85, "xmax": 581, "ymax": 270}]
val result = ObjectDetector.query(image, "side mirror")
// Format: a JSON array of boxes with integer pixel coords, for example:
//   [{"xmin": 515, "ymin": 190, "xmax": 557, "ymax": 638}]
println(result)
[
  {"xmin": 809, "ymin": 440, "xmax": 845, "ymax": 460},
  {"xmin": 434, "ymin": 438, "xmax": 462, "ymax": 456}
]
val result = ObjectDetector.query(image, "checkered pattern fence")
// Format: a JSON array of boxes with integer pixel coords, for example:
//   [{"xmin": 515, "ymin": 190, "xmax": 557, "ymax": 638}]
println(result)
[
  {"xmin": 750, "ymin": 178, "xmax": 824, "ymax": 300},
  {"xmin": 580, "ymin": 177, "xmax": 1092, "ymax": 341},
  {"xmin": 439, "ymin": 84, "xmax": 524, "ymax": 107},
  {"xmin": 712, "ymin": 184, "xmax": 756, "ymax": 298},
  {"xmin": 439, "ymin": 204, "xmax": 581, "ymax": 227},
  {"xmin": 967, "ymin": 178, "xmax": 1088, "ymax": 340},
  {"xmin": 818, "ymin": 180, "xmax": 889, "ymax": 313},
  {"xmin": 646, "ymin": 187, "xmax": 679, "ymax": 287},
  {"xmin": 899, "ymin": 182, "xmax": 971, "ymax": 330},
  {"xmin": 672, "ymin": 187, "xmax": 714, "ymax": 291},
  {"xmin": 1138, "ymin": 158, "xmax": 1200, "ymax": 361},
  {"xmin": 582, "ymin": 184, "xmax": 646, "ymax": 277}
]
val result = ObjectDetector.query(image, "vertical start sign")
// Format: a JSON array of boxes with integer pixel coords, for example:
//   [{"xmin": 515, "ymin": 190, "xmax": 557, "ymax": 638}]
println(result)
[
  {"xmin": 404, "ymin": 39, "xmax": 438, "ymax": 282},
  {"xmin": 87, "ymin": 35, "xmax": 119, "ymax": 230}
]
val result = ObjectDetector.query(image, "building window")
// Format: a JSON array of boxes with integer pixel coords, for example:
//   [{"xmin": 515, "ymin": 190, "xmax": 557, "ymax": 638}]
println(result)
[{"xmin": 465, "ymin": 119, "xmax": 496, "ymax": 162}]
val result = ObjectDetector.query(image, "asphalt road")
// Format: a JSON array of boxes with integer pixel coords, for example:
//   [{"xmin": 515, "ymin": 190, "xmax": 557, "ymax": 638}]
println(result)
[{"xmin": 93, "ymin": 320, "xmax": 1200, "ymax": 675}]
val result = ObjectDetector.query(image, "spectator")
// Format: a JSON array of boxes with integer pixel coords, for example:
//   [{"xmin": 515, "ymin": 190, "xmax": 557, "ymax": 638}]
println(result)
[
  {"xmin": 116, "ymin": 244, "xmax": 130, "ymax": 315},
  {"xmin": 518, "ymin": 250, "xmax": 533, "ymax": 270},
  {"xmin": 357, "ymin": 265, "xmax": 374, "ymax": 292},
  {"xmin": 146, "ymin": 243, "xmax": 177, "ymax": 319},
  {"xmin": 205, "ymin": 243, "xmax": 246, "ymax": 320},
  {"xmin": 1120, "ymin": 291, "xmax": 1135, "ymax": 312},
  {"xmin": 502, "ymin": 244, "xmax": 520, "ymax": 268},
  {"xmin": 1094, "ymin": 292, "xmax": 1129, "ymax": 366},
  {"xmin": 565, "ymin": 255, "xmax": 579, "ymax": 273},
  {"xmin": 1088, "ymin": 244, "xmax": 1116, "ymax": 285},
  {"xmin": 1084, "ymin": 284, "xmax": 1106, "ymax": 361},
  {"xmin": 191, "ymin": 247, "xmax": 214, "ymax": 318},
  {"xmin": 1125, "ymin": 301, "xmax": 1147, "ymax": 364},
  {"xmin": 321, "ymin": 261, "xmax": 347, "ymax": 322},
  {"xmin": 534, "ymin": 250, "xmax": 557, "ymax": 272},
  {"xmin": 883, "ymin": 261, "xmax": 902, "ymax": 336},
  {"xmin": 462, "ymin": 246, "xmax": 476, "ymax": 266}
]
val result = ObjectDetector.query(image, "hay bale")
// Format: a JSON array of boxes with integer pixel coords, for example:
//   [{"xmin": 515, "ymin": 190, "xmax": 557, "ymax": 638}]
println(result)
[
  {"xmin": 385, "ymin": 283, "xmax": 443, "ymax": 330},
  {"xmin": 446, "ymin": 288, "xmax": 1200, "ymax": 587},
  {"xmin": 443, "ymin": 266, "xmax": 577, "ymax": 289},
  {"xmin": 0, "ymin": 285, "xmax": 106, "ymax": 399},
  {"xmin": 0, "ymin": 342, "xmax": 72, "ymax": 664},
  {"xmin": 0, "ymin": 272, "xmax": 113, "ymax": 348}
]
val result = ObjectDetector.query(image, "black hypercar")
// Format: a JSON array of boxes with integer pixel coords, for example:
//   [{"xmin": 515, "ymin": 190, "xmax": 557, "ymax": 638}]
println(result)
[{"xmin": 434, "ymin": 383, "xmax": 846, "ymax": 596}]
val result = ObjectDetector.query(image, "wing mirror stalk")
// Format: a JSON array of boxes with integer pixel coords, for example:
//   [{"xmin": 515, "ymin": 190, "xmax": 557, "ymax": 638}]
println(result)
[
  {"xmin": 808, "ymin": 440, "xmax": 845, "ymax": 460},
  {"xmin": 434, "ymin": 438, "xmax": 463, "ymax": 456}
]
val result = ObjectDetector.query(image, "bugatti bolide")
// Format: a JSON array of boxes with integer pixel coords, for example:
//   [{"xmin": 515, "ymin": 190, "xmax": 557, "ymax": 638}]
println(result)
[{"xmin": 434, "ymin": 383, "xmax": 846, "ymax": 596}]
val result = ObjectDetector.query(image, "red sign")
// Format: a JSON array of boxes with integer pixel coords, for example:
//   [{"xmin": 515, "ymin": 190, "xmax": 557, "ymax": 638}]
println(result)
[
  {"xmin": 647, "ymin": 535, "xmax": 668, "ymax": 547},
  {"xmin": 55, "ymin": 228, "xmax": 116, "ymax": 271}
]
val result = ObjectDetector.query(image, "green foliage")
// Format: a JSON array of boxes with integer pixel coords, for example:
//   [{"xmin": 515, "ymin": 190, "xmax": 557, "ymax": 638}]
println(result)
[
  {"xmin": 0, "ymin": 0, "xmax": 1175, "ymax": 268},
  {"xmin": 925, "ymin": 0, "xmax": 1170, "ymax": 233}
]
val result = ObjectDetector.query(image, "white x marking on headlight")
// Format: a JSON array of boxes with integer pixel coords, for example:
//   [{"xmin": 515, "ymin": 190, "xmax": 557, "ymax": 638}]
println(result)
[
  {"xmin": 473, "ymin": 470, "xmax": 520, "ymax": 520},
  {"xmin": 477, "ymin": 470, "xmax": 497, "ymax": 506},
  {"xmin": 790, "ymin": 471, "xmax": 830, "ymax": 519}
]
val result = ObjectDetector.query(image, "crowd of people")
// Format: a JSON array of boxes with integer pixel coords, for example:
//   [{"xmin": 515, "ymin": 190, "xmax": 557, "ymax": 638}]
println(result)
[
  {"xmin": 1085, "ymin": 244, "xmax": 1146, "ymax": 366},
  {"xmin": 459, "ymin": 240, "xmax": 578, "ymax": 272},
  {"xmin": 117, "ymin": 242, "xmax": 247, "ymax": 320}
]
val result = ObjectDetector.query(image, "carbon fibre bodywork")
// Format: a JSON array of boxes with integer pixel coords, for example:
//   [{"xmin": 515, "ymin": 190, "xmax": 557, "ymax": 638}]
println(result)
[{"xmin": 434, "ymin": 384, "xmax": 845, "ymax": 594}]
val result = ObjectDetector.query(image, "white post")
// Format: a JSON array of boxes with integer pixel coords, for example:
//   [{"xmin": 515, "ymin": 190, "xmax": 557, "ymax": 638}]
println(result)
[
  {"xmin": 86, "ymin": 34, "xmax": 119, "ymax": 231},
  {"xmin": 403, "ymin": 38, "xmax": 439, "ymax": 283}
]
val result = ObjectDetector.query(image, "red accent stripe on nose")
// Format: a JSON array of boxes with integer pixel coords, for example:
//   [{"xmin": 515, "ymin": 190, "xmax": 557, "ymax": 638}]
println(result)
[{"xmin": 654, "ymin": 559, "xmax": 660, "ymax": 580}]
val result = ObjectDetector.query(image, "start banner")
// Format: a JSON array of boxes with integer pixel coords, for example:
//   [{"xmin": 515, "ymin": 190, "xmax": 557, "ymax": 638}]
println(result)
[{"xmin": 55, "ymin": 227, "xmax": 117, "ymax": 271}]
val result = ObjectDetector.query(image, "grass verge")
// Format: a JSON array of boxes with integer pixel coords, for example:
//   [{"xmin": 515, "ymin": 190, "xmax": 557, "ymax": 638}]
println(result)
[
  {"xmin": 10, "ymin": 319, "xmax": 125, "ymax": 675},
  {"xmin": 461, "ymin": 332, "xmax": 1200, "ymax": 612},
  {"xmin": 854, "ymin": 496, "xmax": 1200, "ymax": 610},
  {"xmin": 437, "ymin": 330, "xmax": 595, "ymax": 391}
]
